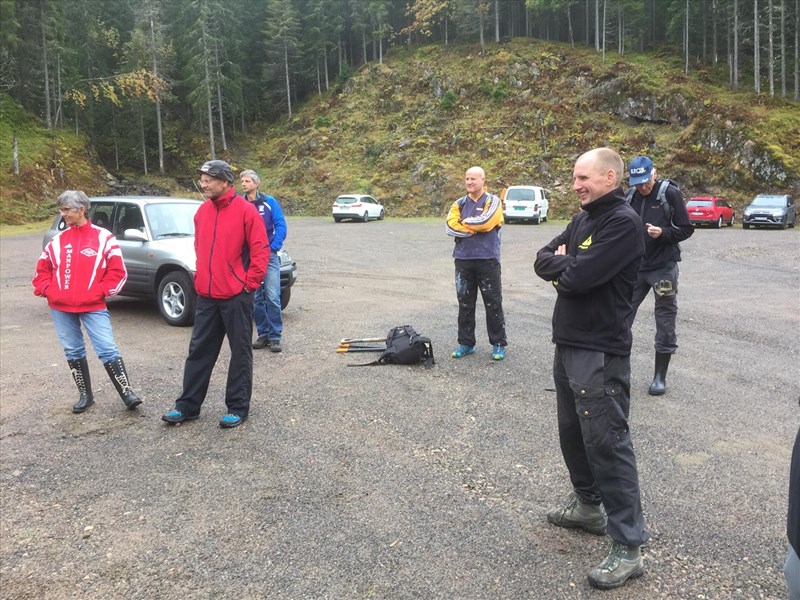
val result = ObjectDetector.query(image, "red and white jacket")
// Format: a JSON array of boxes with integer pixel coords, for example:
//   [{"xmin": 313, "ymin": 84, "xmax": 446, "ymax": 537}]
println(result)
[{"xmin": 32, "ymin": 221, "xmax": 127, "ymax": 313}]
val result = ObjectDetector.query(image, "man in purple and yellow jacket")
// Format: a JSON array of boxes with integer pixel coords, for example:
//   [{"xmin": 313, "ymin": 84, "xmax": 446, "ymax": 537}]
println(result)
[{"xmin": 445, "ymin": 166, "xmax": 507, "ymax": 361}]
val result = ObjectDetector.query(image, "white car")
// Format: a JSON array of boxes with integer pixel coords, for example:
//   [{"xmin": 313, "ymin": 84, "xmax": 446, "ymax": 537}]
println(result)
[
  {"xmin": 332, "ymin": 194, "xmax": 385, "ymax": 223},
  {"xmin": 502, "ymin": 185, "xmax": 550, "ymax": 224}
]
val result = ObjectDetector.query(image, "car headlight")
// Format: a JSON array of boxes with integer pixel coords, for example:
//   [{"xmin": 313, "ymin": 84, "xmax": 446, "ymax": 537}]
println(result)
[{"xmin": 744, "ymin": 210, "xmax": 751, "ymax": 216}]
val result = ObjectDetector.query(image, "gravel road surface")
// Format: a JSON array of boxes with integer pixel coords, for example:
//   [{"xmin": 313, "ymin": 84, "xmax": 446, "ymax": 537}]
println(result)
[{"xmin": 1, "ymin": 217, "xmax": 798, "ymax": 599}]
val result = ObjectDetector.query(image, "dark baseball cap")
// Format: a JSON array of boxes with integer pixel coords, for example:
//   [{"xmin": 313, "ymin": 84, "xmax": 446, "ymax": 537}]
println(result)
[
  {"xmin": 628, "ymin": 156, "xmax": 654, "ymax": 186},
  {"xmin": 197, "ymin": 160, "xmax": 234, "ymax": 183}
]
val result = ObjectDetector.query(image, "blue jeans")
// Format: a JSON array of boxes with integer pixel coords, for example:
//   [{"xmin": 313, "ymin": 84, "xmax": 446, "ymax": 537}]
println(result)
[
  {"xmin": 50, "ymin": 308, "xmax": 120, "ymax": 362},
  {"xmin": 252, "ymin": 251, "xmax": 282, "ymax": 340}
]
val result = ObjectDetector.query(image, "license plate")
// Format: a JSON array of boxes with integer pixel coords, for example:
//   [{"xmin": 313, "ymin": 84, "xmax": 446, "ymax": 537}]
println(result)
[
  {"xmin": 691, "ymin": 212, "xmax": 703, "ymax": 216},
  {"xmin": 514, "ymin": 206, "xmax": 526, "ymax": 211}
]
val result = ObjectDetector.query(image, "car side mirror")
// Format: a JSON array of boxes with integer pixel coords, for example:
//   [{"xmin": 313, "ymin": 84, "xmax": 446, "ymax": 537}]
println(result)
[{"xmin": 123, "ymin": 229, "xmax": 147, "ymax": 242}]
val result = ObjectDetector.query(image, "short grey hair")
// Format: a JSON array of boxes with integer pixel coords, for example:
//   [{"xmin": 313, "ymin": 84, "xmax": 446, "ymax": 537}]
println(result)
[
  {"xmin": 57, "ymin": 190, "xmax": 91, "ymax": 213},
  {"xmin": 240, "ymin": 169, "xmax": 260, "ymax": 185}
]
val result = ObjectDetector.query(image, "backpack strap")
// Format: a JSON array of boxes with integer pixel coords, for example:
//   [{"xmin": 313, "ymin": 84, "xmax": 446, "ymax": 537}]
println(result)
[{"xmin": 656, "ymin": 179, "xmax": 675, "ymax": 224}]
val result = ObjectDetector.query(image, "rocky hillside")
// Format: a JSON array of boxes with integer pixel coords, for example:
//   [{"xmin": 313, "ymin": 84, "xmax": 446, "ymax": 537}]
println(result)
[{"xmin": 251, "ymin": 39, "xmax": 799, "ymax": 219}]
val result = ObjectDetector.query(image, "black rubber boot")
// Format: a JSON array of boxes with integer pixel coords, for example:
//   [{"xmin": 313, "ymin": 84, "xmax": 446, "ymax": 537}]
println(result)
[
  {"xmin": 648, "ymin": 352, "xmax": 672, "ymax": 396},
  {"xmin": 68, "ymin": 358, "xmax": 94, "ymax": 413},
  {"xmin": 103, "ymin": 357, "xmax": 142, "ymax": 410}
]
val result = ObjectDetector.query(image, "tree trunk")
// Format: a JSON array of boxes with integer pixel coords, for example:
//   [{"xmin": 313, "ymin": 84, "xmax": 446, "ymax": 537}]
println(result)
[
  {"xmin": 602, "ymin": 0, "xmax": 607, "ymax": 63},
  {"xmin": 713, "ymin": 0, "xmax": 719, "ymax": 63},
  {"xmin": 323, "ymin": 40, "xmax": 329, "ymax": 90},
  {"xmin": 780, "ymin": 0, "xmax": 786, "ymax": 97},
  {"xmin": 595, "ymin": 0, "xmax": 600, "ymax": 52},
  {"xmin": 214, "ymin": 39, "xmax": 227, "ymax": 153},
  {"xmin": 754, "ymin": 0, "xmax": 760, "ymax": 93},
  {"xmin": 733, "ymin": 0, "xmax": 739, "ymax": 90},
  {"xmin": 685, "ymin": 0, "xmax": 690, "ymax": 74},
  {"xmin": 618, "ymin": 3, "xmax": 623, "ymax": 55},
  {"xmin": 41, "ymin": 5, "xmax": 52, "ymax": 130},
  {"xmin": 479, "ymin": 10, "xmax": 485, "ymax": 47},
  {"xmin": 150, "ymin": 16, "xmax": 164, "ymax": 174},
  {"xmin": 567, "ymin": 4, "xmax": 574, "ymax": 48},
  {"xmin": 202, "ymin": 26, "xmax": 216, "ymax": 159},
  {"xmin": 767, "ymin": 0, "xmax": 774, "ymax": 95},
  {"xmin": 139, "ymin": 109, "xmax": 148, "ymax": 176},
  {"xmin": 795, "ymin": 0, "xmax": 799, "ymax": 101},
  {"xmin": 317, "ymin": 57, "xmax": 322, "ymax": 95},
  {"xmin": 284, "ymin": 40, "xmax": 292, "ymax": 120},
  {"xmin": 494, "ymin": 0, "xmax": 500, "ymax": 43}
]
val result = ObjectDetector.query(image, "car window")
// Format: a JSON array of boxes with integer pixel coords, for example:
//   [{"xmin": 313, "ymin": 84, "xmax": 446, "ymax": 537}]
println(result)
[
  {"xmin": 337, "ymin": 197, "xmax": 356, "ymax": 204},
  {"xmin": 505, "ymin": 188, "xmax": 536, "ymax": 201},
  {"xmin": 90, "ymin": 202, "xmax": 115, "ymax": 230},
  {"xmin": 688, "ymin": 200, "xmax": 712, "ymax": 207},
  {"xmin": 751, "ymin": 196, "xmax": 784, "ymax": 207},
  {"xmin": 365, "ymin": 197, "xmax": 377, "ymax": 205},
  {"xmin": 114, "ymin": 204, "xmax": 145, "ymax": 237},
  {"xmin": 146, "ymin": 202, "xmax": 199, "ymax": 238}
]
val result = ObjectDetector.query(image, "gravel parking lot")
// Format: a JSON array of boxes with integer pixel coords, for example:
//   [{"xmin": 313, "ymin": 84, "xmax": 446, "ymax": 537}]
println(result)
[{"xmin": 1, "ymin": 217, "xmax": 798, "ymax": 599}]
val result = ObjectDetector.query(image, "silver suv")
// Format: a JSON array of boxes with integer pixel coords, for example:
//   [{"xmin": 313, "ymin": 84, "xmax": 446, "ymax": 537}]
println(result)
[
  {"xmin": 742, "ymin": 194, "xmax": 797, "ymax": 229},
  {"xmin": 43, "ymin": 197, "xmax": 298, "ymax": 326}
]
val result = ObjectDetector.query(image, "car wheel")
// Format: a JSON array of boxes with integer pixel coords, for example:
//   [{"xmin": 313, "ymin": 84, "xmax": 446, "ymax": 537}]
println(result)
[
  {"xmin": 790, "ymin": 218, "xmax": 796, "ymax": 228},
  {"xmin": 362, "ymin": 211, "xmax": 369, "ymax": 223},
  {"xmin": 779, "ymin": 218, "xmax": 787, "ymax": 230},
  {"xmin": 334, "ymin": 217, "xmax": 342, "ymax": 223},
  {"xmin": 729, "ymin": 214, "xmax": 735, "ymax": 227},
  {"xmin": 532, "ymin": 215, "xmax": 540, "ymax": 224},
  {"xmin": 158, "ymin": 271, "xmax": 196, "ymax": 327},
  {"xmin": 378, "ymin": 210, "xmax": 385, "ymax": 220},
  {"xmin": 280, "ymin": 286, "xmax": 291, "ymax": 310},
  {"xmin": 716, "ymin": 216, "xmax": 723, "ymax": 229},
  {"xmin": 743, "ymin": 223, "xmax": 750, "ymax": 230}
]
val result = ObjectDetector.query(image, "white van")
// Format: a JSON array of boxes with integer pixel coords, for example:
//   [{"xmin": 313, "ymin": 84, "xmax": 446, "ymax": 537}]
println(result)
[{"xmin": 502, "ymin": 185, "xmax": 550, "ymax": 224}]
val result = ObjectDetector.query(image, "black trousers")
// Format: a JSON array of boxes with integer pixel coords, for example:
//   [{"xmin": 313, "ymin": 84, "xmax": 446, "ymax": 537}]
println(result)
[
  {"xmin": 553, "ymin": 345, "xmax": 648, "ymax": 547},
  {"xmin": 454, "ymin": 258, "xmax": 507, "ymax": 347},
  {"xmin": 176, "ymin": 291, "xmax": 254, "ymax": 418},
  {"xmin": 630, "ymin": 261, "xmax": 679, "ymax": 353}
]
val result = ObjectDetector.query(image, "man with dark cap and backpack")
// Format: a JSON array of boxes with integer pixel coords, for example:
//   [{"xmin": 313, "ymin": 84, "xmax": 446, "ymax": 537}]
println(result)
[
  {"xmin": 162, "ymin": 160, "xmax": 269, "ymax": 428},
  {"xmin": 626, "ymin": 156, "xmax": 694, "ymax": 396}
]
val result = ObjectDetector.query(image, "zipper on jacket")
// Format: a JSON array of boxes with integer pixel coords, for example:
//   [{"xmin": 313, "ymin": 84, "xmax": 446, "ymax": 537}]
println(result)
[{"xmin": 207, "ymin": 203, "xmax": 220, "ymax": 296}]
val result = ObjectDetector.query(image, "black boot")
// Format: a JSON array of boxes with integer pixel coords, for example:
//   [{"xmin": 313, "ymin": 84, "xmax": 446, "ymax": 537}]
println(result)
[
  {"xmin": 68, "ymin": 358, "xmax": 94, "ymax": 413},
  {"xmin": 103, "ymin": 357, "xmax": 142, "ymax": 410},
  {"xmin": 649, "ymin": 352, "xmax": 672, "ymax": 396}
]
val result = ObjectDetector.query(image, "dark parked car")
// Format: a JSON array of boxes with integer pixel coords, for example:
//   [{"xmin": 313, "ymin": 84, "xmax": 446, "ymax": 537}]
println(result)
[
  {"xmin": 742, "ymin": 194, "xmax": 797, "ymax": 229},
  {"xmin": 42, "ymin": 197, "xmax": 298, "ymax": 326},
  {"xmin": 686, "ymin": 196, "xmax": 735, "ymax": 228}
]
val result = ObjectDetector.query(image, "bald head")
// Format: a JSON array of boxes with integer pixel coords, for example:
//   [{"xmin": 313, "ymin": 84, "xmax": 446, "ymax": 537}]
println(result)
[
  {"xmin": 572, "ymin": 148, "xmax": 624, "ymax": 206},
  {"xmin": 465, "ymin": 166, "xmax": 486, "ymax": 199}
]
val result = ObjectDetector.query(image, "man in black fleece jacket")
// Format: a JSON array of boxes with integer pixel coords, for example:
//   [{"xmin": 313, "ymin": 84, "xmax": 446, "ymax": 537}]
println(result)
[{"xmin": 534, "ymin": 147, "xmax": 648, "ymax": 590}]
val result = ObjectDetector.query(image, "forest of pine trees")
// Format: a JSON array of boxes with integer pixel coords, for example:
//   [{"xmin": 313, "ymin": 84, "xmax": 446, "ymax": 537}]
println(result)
[{"xmin": 1, "ymin": 0, "xmax": 798, "ymax": 174}]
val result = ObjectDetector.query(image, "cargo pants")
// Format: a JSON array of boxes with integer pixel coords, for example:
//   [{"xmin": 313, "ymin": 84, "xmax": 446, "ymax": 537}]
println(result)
[{"xmin": 553, "ymin": 344, "xmax": 649, "ymax": 547}]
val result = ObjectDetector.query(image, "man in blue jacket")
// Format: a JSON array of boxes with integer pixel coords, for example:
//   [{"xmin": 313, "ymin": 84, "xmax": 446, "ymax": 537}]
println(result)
[
  {"xmin": 241, "ymin": 169, "xmax": 288, "ymax": 353},
  {"xmin": 534, "ymin": 148, "xmax": 648, "ymax": 590}
]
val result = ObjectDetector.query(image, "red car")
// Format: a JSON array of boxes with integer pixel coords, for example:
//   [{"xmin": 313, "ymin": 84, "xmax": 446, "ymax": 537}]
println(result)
[{"xmin": 686, "ymin": 196, "xmax": 735, "ymax": 228}]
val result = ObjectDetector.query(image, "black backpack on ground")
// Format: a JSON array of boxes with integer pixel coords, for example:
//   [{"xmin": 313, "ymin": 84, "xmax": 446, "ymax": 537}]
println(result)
[{"xmin": 350, "ymin": 325, "xmax": 435, "ymax": 368}]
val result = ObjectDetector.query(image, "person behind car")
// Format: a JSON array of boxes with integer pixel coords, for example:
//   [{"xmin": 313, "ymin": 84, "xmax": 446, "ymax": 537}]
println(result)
[
  {"xmin": 445, "ymin": 166, "xmax": 507, "ymax": 361},
  {"xmin": 32, "ymin": 190, "xmax": 143, "ymax": 414},
  {"xmin": 534, "ymin": 147, "xmax": 648, "ymax": 590},
  {"xmin": 626, "ymin": 156, "xmax": 694, "ymax": 396},
  {"xmin": 240, "ymin": 169, "xmax": 287, "ymax": 353},
  {"xmin": 162, "ymin": 160, "xmax": 269, "ymax": 429}
]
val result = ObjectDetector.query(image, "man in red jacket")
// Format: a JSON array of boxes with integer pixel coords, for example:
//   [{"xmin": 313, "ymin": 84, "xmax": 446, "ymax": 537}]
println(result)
[{"xmin": 162, "ymin": 160, "xmax": 269, "ymax": 428}]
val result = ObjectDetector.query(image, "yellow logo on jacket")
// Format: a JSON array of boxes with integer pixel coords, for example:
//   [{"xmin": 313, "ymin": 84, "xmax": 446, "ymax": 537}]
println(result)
[{"xmin": 578, "ymin": 235, "xmax": 593, "ymax": 250}]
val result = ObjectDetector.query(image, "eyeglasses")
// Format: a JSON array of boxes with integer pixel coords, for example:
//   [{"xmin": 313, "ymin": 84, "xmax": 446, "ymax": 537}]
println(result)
[{"xmin": 58, "ymin": 207, "xmax": 80, "ymax": 213}]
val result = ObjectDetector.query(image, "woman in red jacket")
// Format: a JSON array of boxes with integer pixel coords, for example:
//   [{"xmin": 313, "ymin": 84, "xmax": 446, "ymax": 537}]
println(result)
[{"xmin": 33, "ymin": 190, "xmax": 142, "ymax": 414}]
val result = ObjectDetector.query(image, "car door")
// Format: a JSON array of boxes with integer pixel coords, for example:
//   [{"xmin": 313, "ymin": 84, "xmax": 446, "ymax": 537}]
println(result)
[
  {"xmin": 366, "ymin": 196, "xmax": 379, "ymax": 218},
  {"xmin": 112, "ymin": 203, "xmax": 149, "ymax": 294}
]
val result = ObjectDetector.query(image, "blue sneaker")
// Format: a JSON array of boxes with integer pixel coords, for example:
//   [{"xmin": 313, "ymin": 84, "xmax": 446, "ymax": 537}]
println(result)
[
  {"xmin": 219, "ymin": 414, "xmax": 245, "ymax": 428},
  {"xmin": 451, "ymin": 344, "xmax": 476, "ymax": 358},
  {"xmin": 161, "ymin": 409, "xmax": 199, "ymax": 424},
  {"xmin": 492, "ymin": 345, "xmax": 506, "ymax": 361}
]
